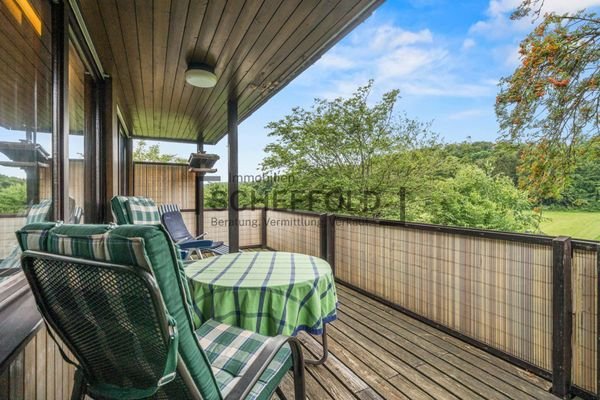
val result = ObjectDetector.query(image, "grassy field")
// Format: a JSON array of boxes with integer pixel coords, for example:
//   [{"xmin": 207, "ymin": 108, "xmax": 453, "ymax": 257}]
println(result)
[{"xmin": 540, "ymin": 210, "xmax": 600, "ymax": 240}]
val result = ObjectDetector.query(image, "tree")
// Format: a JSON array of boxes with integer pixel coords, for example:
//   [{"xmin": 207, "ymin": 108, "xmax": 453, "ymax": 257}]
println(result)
[
  {"xmin": 261, "ymin": 80, "xmax": 446, "ymax": 216},
  {"xmin": 422, "ymin": 165, "xmax": 541, "ymax": 232},
  {"xmin": 0, "ymin": 175, "xmax": 26, "ymax": 214},
  {"xmin": 496, "ymin": 1, "xmax": 599, "ymax": 184},
  {"xmin": 133, "ymin": 140, "xmax": 186, "ymax": 163}
]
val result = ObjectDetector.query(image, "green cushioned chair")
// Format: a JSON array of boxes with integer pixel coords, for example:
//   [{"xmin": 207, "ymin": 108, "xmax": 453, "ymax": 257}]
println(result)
[
  {"xmin": 111, "ymin": 196, "xmax": 161, "ymax": 225},
  {"xmin": 17, "ymin": 223, "xmax": 305, "ymax": 400}
]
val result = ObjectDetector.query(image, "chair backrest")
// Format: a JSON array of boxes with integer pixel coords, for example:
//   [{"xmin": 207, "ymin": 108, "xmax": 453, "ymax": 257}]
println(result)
[
  {"xmin": 111, "ymin": 196, "xmax": 160, "ymax": 225},
  {"xmin": 158, "ymin": 204, "xmax": 181, "ymax": 216},
  {"xmin": 161, "ymin": 211, "xmax": 194, "ymax": 243},
  {"xmin": 21, "ymin": 251, "xmax": 183, "ymax": 399},
  {"xmin": 16, "ymin": 223, "xmax": 221, "ymax": 400},
  {"xmin": 26, "ymin": 199, "xmax": 51, "ymax": 224}
]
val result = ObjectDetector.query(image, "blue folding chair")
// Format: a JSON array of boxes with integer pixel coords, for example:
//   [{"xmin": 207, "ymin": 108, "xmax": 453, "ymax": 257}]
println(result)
[{"xmin": 159, "ymin": 206, "xmax": 230, "ymax": 259}]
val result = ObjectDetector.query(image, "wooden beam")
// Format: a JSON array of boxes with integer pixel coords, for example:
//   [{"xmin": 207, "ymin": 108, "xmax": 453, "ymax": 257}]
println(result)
[
  {"xmin": 227, "ymin": 99, "xmax": 239, "ymax": 252},
  {"xmin": 51, "ymin": 0, "xmax": 69, "ymax": 221},
  {"xmin": 327, "ymin": 214, "xmax": 336, "ymax": 274},
  {"xmin": 195, "ymin": 133, "xmax": 204, "ymax": 237},
  {"xmin": 552, "ymin": 236, "xmax": 572, "ymax": 399}
]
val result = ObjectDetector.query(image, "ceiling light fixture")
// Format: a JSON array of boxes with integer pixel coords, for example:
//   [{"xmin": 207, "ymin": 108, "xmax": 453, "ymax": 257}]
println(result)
[{"xmin": 185, "ymin": 63, "xmax": 217, "ymax": 88}]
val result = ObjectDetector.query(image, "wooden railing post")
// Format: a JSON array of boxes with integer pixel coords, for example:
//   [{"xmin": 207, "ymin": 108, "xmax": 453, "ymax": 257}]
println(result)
[
  {"xmin": 597, "ymin": 245, "xmax": 600, "ymax": 400},
  {"xmin": 326, "ymin": 214, "xmax": 336, "ymax": 274},
  {"xmin": 261, "ymin": 207, "xmax": 268, "ymax": 249},
  {"xmin": 552, "ymin": 236, "xmax": 573, "ymax": 399},
  {"xmin": 319, "ymin": 214, "xmax": 328, "ymax": 260}
]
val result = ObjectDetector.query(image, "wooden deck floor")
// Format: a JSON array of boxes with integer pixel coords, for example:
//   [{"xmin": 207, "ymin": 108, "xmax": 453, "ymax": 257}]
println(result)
[{"xmin": 278, "ymin": 284, "xmax": 558, "ymax": 400}]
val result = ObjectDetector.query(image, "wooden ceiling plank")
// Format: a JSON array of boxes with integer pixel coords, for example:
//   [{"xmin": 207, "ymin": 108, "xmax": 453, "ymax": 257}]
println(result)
[
  {"xmin": 182, "ymin": 0, "xmax": 301, "ymax": 142},
  {"xmin": 114, "ymin": 0, "xmax": 147, "ymax": 135},
  {"xmin": 163, "ymin": 0, "xmax": 221, "ymax": 139},
  {"xmin": 156, "ymin": 0, "xmax": 189, "ymax": 139},
  {"xmin": 93, "ymin": 0, "xmax": 143, "ymax": 136},
  {"xmin": 135, "ymin": 0, "xmax": 155, "ymax": 136},
  {"xmin": 203, "ymin": 0, "xmax": 371, "ymax": 143},
  {"xmin": 152, "ymin": 0, "xmax": 170, "ymax": 137},
  {"xmin": 171, "ymin": 0, "xmax": 247, "ymax": 139},
  {"xmin": 0, "ymin": 30, "xmax": 51, "ymax": 90},
  {"xmin": 0, "ymin": 7, "xmax": 52, "ymax": 75}
]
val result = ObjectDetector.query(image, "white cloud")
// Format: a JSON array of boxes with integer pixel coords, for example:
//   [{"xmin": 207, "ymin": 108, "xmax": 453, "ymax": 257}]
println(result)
[
  {"xmin": 447, "ymin": 108, "xmax": 489, "ymax": 120},
  {"xmin": 302, "ymin": 21, "xmax": 501, "ymax": 101},
  {"xmin": 376, "ymin": 47, "xmax": 448, "ymax": 80},
  {"xmin": 370, "ymin": 26, "xmax": 433, "ymax": 50},
  {"xmin": 462, "ymin": 38, "xmax": 476, "ymax": 50},
  {"xmin": 317, "ymin": 54, "xmax": 355, "ymax": 70},
  {"xmin": 470, "ymin": 0, "xmax": 600, "ymax": 38}
]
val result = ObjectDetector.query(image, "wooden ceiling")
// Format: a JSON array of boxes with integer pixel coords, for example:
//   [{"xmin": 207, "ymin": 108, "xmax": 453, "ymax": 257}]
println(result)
[{"xmin": 79, "ymin": 0, "xmax": 382, "ymax": 144}]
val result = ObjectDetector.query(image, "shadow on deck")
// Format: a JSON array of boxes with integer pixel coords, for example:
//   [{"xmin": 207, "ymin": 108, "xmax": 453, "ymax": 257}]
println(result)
[{"xmin": 279, "ymin": 284, "xmax": 557, "ymax": 400}]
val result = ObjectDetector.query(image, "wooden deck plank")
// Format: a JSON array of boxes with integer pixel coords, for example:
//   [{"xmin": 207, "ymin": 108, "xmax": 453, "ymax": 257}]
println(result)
[
  {"xmin": 336, "ymin": 285, "xmax": 556, "ymax": 398},
  {"xmin": 276, "ymin": 284, "xmax": 559, "ymax": 400}
]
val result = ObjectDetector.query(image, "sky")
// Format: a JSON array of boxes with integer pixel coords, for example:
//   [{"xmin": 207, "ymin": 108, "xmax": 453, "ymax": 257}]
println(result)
[{"xmin": 3, "ymin": 0, "xmax": 598, "ymax": 180}]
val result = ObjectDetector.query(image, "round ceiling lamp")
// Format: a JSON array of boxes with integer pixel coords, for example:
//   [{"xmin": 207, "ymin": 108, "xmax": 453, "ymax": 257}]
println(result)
[{"xmin": 185, "ymin": 63, "xmax": 217, "ymax": 88}]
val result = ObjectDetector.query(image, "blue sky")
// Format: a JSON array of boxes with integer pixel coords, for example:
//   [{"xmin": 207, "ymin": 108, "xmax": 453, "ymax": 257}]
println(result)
[{"xmin": 179, "ymin": 0, "xmax": 599, "ymax": 178}]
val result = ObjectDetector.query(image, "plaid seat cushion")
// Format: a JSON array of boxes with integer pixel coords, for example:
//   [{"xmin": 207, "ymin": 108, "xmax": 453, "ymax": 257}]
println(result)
[
  {"xmin": 197, "ymin": 319, "xmax": 292, "ymax": 400},
  {"xmin": 26, "ymin": 199, "xmax": 51, "ymax": 224},
  {"xmin": 126, "ymin": 197, "xmax": 161, "ymax": 225}
]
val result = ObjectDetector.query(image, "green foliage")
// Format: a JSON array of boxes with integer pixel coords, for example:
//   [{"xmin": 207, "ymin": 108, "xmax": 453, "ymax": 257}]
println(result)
[
  {"xmin": 261, "ymin": 80, "xmax": 448, "ymax": 217},
  {"xmin": 496, "ymin": 2, "xmax": 599, "ymax": 183},
  {"xmin": 133, "ymin": 140, "xmax": 186, "ymax": 163},
  {"xmin": 442, "ymin": 141, "xmax": 521, "ymax": 183},
  {"xmin": 258, "ymin": 81, "xmax": 541, "ymax": 232},
  {"xmin": 0, "ymin": 174, "xmax": 26, "ymax": 214},
  {"xmin": 422, "ymin": 165, "xmax": 541, "ymax": 232}
]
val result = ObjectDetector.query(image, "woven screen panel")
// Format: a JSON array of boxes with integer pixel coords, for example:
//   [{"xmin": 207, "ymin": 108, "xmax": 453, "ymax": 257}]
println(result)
[
  {"xmin": 204, "ymin": 209, "xmax": 262, "ymax": 247},
  {"xmin": 0, "ymin": 216, "xmax": 26, "ymax": 259},
  {"xmin": 265, "ymin": 211, "xmax": 321, "ymax": 257},
  {"xmin": 334, "ymin": 218, "xmax": 554, "ymax": 372},
  {"xmin": 572, "ymin": 247, "xmax": 597, "ymax": 393},
  {"xmin": 134, "ymin": 163, "xmax": 195, "ymax": 210}
]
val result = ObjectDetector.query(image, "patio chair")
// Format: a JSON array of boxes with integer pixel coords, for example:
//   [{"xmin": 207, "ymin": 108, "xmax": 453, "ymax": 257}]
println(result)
[
  {"xmin": 17, "ymin": 223, "xmax": 305, "ymax": 400},
  {"xmin": 111, "ymin": 195, "xmax": 161, "ymax": 225},
  {"xmin": 0, "ymin": 199, "xmax": 51, "ymax": 271},
  {"xmin": 158, "ymin": 204, "xmax": 230, "ymax": 258}
]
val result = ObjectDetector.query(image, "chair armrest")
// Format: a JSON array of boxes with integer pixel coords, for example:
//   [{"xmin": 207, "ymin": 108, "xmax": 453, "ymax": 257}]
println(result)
[
  {"xmin": 223, "ymin": 336, "xmax": 304, "ymax": 400},
  {"xmin": 194, "ymin": 232, "xmax": 207, "ymax": 240}
]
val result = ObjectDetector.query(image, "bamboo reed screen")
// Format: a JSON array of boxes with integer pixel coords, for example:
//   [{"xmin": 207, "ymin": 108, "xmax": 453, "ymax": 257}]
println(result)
[
  {"xmin": 265, "ymin": 210, "xmax": 321, "ymax": 256},
  {"xmin": 572, "ymin": 246, "xmax": 598, "ymax": 393},
  {"xmin": 204, "ymin": 209, "xmax": 262, "ymax": 247},
  {"xmin": 0, "ymin": 217, "xmax": 25, "ymax": 259},
  {"xmin": 134, "ymin": 162, "xmax": 195, "ymax": 209},
  {"xmin": 334, "ymin": 218, "xmax": 554, "ymax": 372}
]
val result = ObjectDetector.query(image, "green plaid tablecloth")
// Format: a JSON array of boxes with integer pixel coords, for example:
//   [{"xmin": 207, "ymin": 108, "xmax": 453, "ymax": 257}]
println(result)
[{"xmin": 185, "ymin": 252, "xmax": 337, "ymax": 337}]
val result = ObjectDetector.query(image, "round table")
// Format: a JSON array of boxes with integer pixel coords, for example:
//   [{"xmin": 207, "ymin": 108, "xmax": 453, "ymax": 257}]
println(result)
[{"xmin": 185, "ymin": 251, "xmax": 337, "ymax": 365}]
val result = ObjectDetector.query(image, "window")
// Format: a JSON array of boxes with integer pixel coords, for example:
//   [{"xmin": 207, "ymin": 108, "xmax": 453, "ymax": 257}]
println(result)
[{"xmin": 0, "ymin": 0, "xmax": 53, "ymax": 278}]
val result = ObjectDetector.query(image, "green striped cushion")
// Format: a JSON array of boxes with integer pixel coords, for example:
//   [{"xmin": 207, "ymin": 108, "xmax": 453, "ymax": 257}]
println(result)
[
  {"xmin": 110, "ymin": 196, "xmax": 132, "ymax": 224},
  {"xmin": 48, "ymin": 232, "xmax": 152, "ymax": 272},
  {"xmin": 197, "ymin": 319, "xmax": 292, "ymax": 400},
  {"xmin": 126, "ymin": 197, "xmax": 161, "ymax": 225},
  {"xmin": 26, "ymin": 199, "xmax": 51, "ymax": 224},
  {"xmin": 16, "ymin": 222, "xmax": 57, "ymax": 252}
]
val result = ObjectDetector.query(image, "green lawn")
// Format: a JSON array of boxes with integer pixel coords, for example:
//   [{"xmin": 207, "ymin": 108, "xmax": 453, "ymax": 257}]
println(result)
[{"xmin": 540, "ymin": 210, "xmax": 600, "ymax": 241}]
